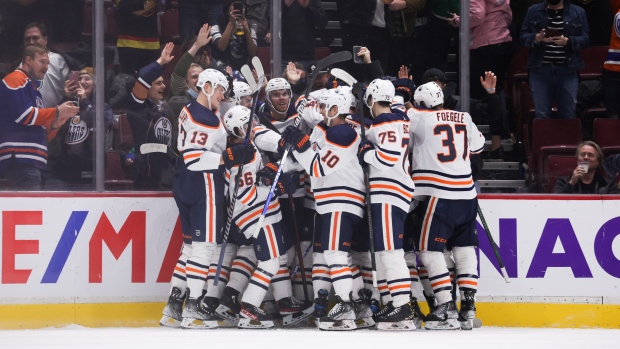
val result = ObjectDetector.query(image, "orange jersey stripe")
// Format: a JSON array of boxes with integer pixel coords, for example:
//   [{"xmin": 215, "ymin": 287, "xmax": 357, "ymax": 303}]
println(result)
[
  {"xmin": 370, "ymin": 184, "xmax": 413, "ymax": 198},
  {"xmin": 232, "ymin": 261, "xmax": 254, "ymax": 273},
  {"xmin": 314, "ymin": 192, "xmax": 365, "ymax": 202},
  {"xmin": 413, "ymin": 176, "xmax": 473, "ymax": 186}
]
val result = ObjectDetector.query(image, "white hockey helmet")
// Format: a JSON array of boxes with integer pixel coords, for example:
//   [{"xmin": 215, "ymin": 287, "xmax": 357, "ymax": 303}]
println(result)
[
  {"xmin": 232, "ymin": 80, "xmax": 253, "ymax": 105},
  {"xmin": 265, "ymin": 77, "xmax": 292, "ymax": 112},
  {"xmin": 337, "ymin": 86, "xmax": 357, "ymax": 110},
  {"xmin": 414, "ymin": 82, "xmax": 444, "ymax": 109},
  {"xmin": 223, "ymin": 105, "xmax": 252, "ymax": 138},
  {"xmin": 364, "ymin": 79, "xmax": 395, "ymax": 109},
  {"xmin": 320, "ymin": 88, "xmax": 350, "ymax": 126},
  {"xmin": 197, "ymin": 69, "xmax": 229, "ymax": 94}
]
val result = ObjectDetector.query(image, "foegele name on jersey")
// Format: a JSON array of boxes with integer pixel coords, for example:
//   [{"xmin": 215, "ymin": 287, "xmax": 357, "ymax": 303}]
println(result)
[{"xmin": 435, "ymin": 111, "xmax": 465, "ymax": 123}]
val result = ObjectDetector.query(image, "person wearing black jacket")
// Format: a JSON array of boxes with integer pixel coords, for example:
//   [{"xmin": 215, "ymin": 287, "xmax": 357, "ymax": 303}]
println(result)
[
  {"xmin": 553, "ymin": 141, "xmax": 618, "ymax": 194},
  {"xmin": 282, "ymin": 0, "xmax": 328, "ymax": 71},
  {"xmin": 123, "ymin": 43, "xmax": 176, "ymax": 190}
]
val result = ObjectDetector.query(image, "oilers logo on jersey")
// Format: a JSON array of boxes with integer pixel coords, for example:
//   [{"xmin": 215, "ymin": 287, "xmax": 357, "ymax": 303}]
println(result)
[
  {"xmin": 64, "ymin": 116, "xmax": 89, "ymax": 145},
  {"xmin": 154, "ymin": 117, "xmax": 172, "ymax": 146}
]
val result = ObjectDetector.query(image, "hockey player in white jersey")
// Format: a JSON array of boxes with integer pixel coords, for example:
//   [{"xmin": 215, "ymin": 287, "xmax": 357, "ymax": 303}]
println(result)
[
  {"xmin": 161, "ymin": 69, "xmax": 256, "ymax": 329},
  {"xmin": 279, "ymin": 88, "xmax": 365, "ymax": 331},
  {"xmin": 254, "ymin": 78, "xmax": 314, "ymax": 301},
  {"xmin": 408, "ymin": 82, "xmax": 485, "ymax": 330},
  {"xmin": 358, "ymin": 79, "xmax": 420, "ymax": 330},
  {"xmin": 221, "ymin": 106, "xmax": 313, "ymax": 329}
]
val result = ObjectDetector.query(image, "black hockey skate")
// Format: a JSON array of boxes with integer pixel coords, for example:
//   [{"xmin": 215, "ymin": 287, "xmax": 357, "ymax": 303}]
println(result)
[
  {"xmin": 352, "ymin": 289, "xmax": 375, "ymax": 329},
  {"xmin": 180, "ymin": 295, "xmax": 219, "ymax": 329},
  {"xmin": 160, "ymin": 286, "xmax": 186, "ymax": 328},
  {"xmin": 410, "ymin": 296, "xmax": 425, "ymax": 329},
  {"xmin": 318, "ymin": 296, "xmax": 356, "ymax": 331},
  {"xmin": 423, "ymin": 291, "xmax": 437, "ymax": 314},
  {"xmin": 238, "ymin": 302, "xmax": 276, "ymax": 329},
  {"xmin": 277, "ymin": 296, "xmax": 314, "ymax": 327},
  {"xmin": 372, "ymin": 301, "xmax": 394, "ymax": 322},
  {"xmin": 375, "ymin": 299, "xmax": 416, "ymax": 331},
  {"xmin": 215, "ymin": 287, "xmax": 240, "ymax": 322},
  {"xmin": 312, "ymin": 289, "xmax": 329, "ymax": 321},
  {"xmin": 458, "ymin": 290, "xmax": 477, "ymax": 330},
  {"xmin": 424, "ymin": 300, "xmax": 460, "ymax": 330}
]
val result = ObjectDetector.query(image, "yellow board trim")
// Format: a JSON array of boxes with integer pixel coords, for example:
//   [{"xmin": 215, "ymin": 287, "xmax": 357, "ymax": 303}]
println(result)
[{"xmin": 1, "ymin": 302, "xmax": 619, "ymax": 330}]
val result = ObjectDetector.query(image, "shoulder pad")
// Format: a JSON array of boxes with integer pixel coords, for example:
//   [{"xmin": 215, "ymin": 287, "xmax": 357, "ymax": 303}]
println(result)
[
  {"xmin": 325, "ymin": 123, "xmax": 358, "ymax": 147},
  {"xmin": 186, "ymin": 102, "xmax": 221, "ymax": 128}
]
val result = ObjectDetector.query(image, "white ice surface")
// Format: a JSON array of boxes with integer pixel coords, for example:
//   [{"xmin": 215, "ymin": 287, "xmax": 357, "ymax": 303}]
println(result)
[
  {"xmin": 0, "ymin": 325, "xmax": 620, "ymax": 349},
  {"xmin": 1, "ymin": 326, "xmax": 619, "ymax": 349}
]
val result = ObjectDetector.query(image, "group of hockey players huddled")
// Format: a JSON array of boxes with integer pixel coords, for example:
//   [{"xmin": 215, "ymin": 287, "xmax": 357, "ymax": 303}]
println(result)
[{"xmin": 159, "ymin": 60, "xmax": 487, "ymax": 331}]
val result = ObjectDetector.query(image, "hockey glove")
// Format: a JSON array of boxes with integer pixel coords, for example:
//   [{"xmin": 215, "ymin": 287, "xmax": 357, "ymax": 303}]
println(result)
[
  {"xmin": 222, "ymin": 144, "xmax": 256, "ymax": 169},
  {"xmin": 277, "ymin": 138, "xmax": 298, "ymax": 162},
  {"xmin": 281, "ymin": 125, "xmax": 310, "ymax": 153},
  {"xmin": 358, "ymin": 140, "xmax": 375, "ymax": 166},
  {"xmin": 393, "ymin": 78, "xmax": 416, "ymax": 104},
  {"xmin": 278, "ymin": 172, "xmax": 300, "ymax": 196}
]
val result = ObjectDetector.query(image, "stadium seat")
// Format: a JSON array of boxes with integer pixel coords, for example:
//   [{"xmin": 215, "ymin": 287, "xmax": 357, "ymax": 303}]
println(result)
[
  {"xmin": 315, "ymin": 47, "xmax": 332, "ymax": 61},
  {"xmin": 542, "ymin": 155, "xmax": 576, "ymax": 193},
  {"xmin": 531, "ymin": 118, "xmax": 582, "ymax": 186},
  {"xmin": 593, "ymin": 118, "xmax": 620, "ymax": 157},
  {"xmin": 256, "ymin": 47, "xmax": 271, "ymax": 78},
  {"xmin": 105, "ymin": 151, "xmax": 134, "ymax": 190},
  {"xmin": 159, "ymin": 8, "xmax": 180, "ymax": 43},
  {"xmin": 579, "ymin": 46, "xmax": 609, "ymax": 80},
  {"xmin": 113, "ymin": 113, "xmax": 134, "ymax": 152}
]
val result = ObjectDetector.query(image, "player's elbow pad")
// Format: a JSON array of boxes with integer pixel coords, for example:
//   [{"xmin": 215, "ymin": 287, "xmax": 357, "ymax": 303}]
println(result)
[{"xmin": 187, "ymin": 151, "xmax": 222, "ymax": 171}]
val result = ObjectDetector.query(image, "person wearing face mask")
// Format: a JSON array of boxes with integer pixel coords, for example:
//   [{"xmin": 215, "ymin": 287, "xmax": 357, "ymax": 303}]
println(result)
[
  {"xmin": 47, "ymin": 67, "xmax": 114, "ymax": 189},
  {"xmin": 122, "ymin": 42, "xmax": 177, "ymax": 190},
  {"xmin": 0, "ymin": 45, "xmax": 79, "ymax": 190},
  {"xmin": 519, "ymin": 0, "xmax": 590, "ymax": 119}
]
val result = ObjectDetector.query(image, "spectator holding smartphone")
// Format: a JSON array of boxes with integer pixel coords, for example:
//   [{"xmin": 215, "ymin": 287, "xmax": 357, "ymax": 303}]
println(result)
[
  {"xmin": 211, "ymin": 0, "xmax": 258, "ymax": 70},
  {"xmin": 47, "ymin": 68, "xmax": 114, "ymax": 189},
  {"xmin": 554, "ymin": 141, "xmax": 618, "ymax": 194},
  {"xmin": 519, "ymin": 0, "xmax": 589, "ymax": 119}
]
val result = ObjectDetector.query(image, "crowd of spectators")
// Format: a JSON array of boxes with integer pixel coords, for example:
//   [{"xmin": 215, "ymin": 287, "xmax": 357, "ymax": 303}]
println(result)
[{"xmin": 0, "ymin": 0, "xmax": 618, "ymax": 194}]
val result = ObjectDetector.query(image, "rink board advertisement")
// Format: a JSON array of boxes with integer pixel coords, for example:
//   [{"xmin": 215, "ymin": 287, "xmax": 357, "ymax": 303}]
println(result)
[{"xmin": 0, "ymin": 193, "xmax": 619, "ymax": 329}]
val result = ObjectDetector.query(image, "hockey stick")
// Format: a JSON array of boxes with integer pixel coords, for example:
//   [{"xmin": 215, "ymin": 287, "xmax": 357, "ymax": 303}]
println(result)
[
  {"xmin": 329, "ymin": 68, "xmax": 378, "ymax": 287},
  {"xmin": 214, "ymin": 58, "xmax": 265, "ymax": 286},
  {"xmin": 287, "ymin": 193, "xmax": 310, "ymax": 301},
  {"xmin": 477, "ymin": 205, "xmax": 510, "ymax": 283},
  {"xmin": 252, "ymin": 50, "xmax": 353, "ymax": 239},
  {"xmin": 291, "ymin": 240, "xmax": 313, "ymax": 276},
  {"xmin": 139, "ymin": 143, "xmax": 178, "ymax": 163}
]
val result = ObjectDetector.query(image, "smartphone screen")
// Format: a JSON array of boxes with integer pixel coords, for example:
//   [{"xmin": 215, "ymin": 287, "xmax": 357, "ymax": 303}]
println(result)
[
  {"xmin": 545, "ymin": 28, "xmax": 562, "ymax": 38},
  {"xmin": 68, "ymin": 70, "xmax": 80, "ymax": 85},
  {"xmin": 353, "ymin": 46, "xmax": 363, "ymax": 64},
  {"xmin": 233, "ymin": 2, "xmax": 243, "ymax": 13}
]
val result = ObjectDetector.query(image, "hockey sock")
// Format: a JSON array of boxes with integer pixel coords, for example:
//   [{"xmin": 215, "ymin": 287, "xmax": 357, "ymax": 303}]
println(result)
[
  {"xmin": 418, "ymin": 250, "xmax": 452, "ymax": 305},
  {"xmin": 443, "ymin": 250, "xmax": 457, "ymax": 301},
  {"xmin": 404, "ymin": 250, "xmax": 421, "ymax": 296},
  {"xmin": 379, "ymin": 249, "xmax": 411, "ymax": 307},
  {"xmin": 292, "ymin": 241, "xmax": 314, "ymax": 300},
  {"xmin": 206, "ymin": 243, "xmax": 236, "ymax": 299},
  {"xmin": 170, "ymin": 243, "xmax": 192, "ymax": 293},
  {"xmin": 452, "ymin": 246, "xmax": 479, "ymax": 296},
  {"xmin": 228, "ymin": 244, "xmax": 257, "ymax": 293},
  {"xmin": 375, "ymin": 251, "xmax": 392, "ymax": 305},
  {"xmin": 417, "ymin": 262, "xmax": 434, "ymax": 297},
  {"xmin": 324, "ymin": 250, "xmax": 352, "ymax": 302},
  {"xmin": 351, "ymin": 250, "xmax": 380, "ymax": 300},
  {"xmin": 312, "ymin": 252, "xmax": 332, "ymax": 299},
  {"xmin": 349, "ymin": 254, "xmax": 363, "ymax": 296},
  {"xmin": 242, "ymin": 257, "xmax": 279, "ymax": 307},
  {"xmin": 186, "ymin": 242, "xmax": 216, "ymax": 299},
  {"xmin": 272, "ymin": 254, "xmax": 293, "ymax": 301}
]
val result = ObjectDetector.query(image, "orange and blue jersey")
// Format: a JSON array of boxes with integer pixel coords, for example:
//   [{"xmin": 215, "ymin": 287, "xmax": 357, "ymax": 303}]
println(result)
[{"xmin": 0, "ymin": 69, "xmax": 58, "ymax": 172}]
